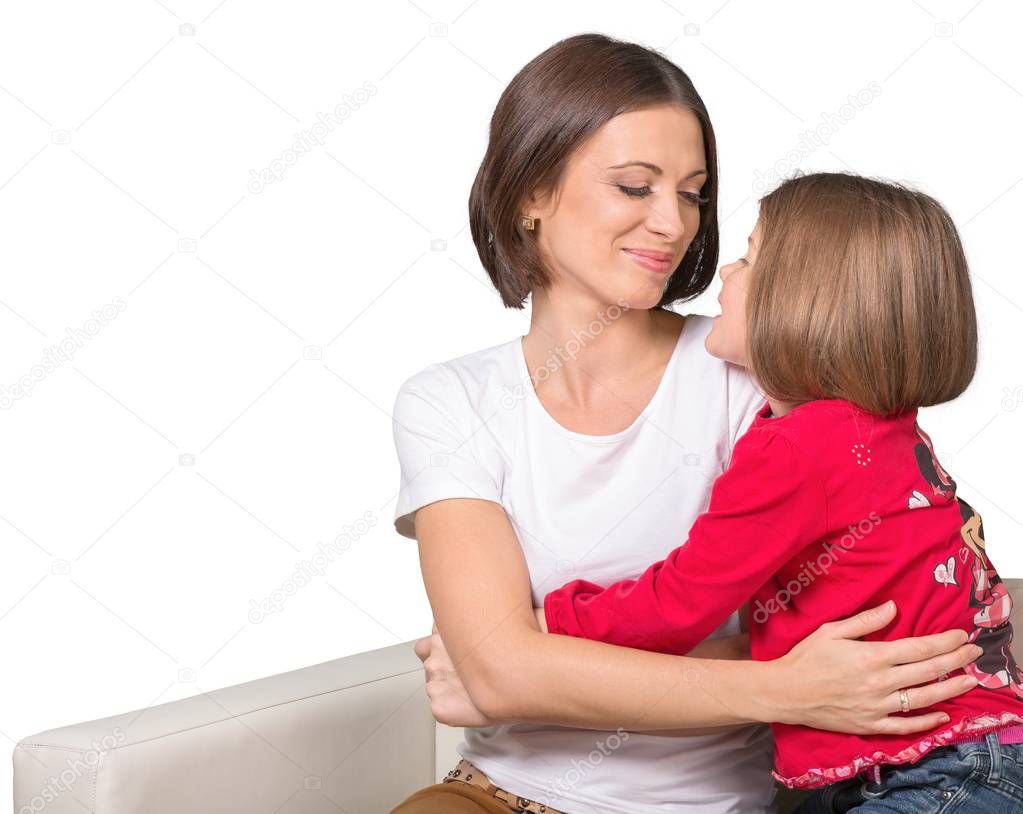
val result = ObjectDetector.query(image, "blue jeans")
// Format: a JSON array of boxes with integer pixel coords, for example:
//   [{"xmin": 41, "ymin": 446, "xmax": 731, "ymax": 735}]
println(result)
[{"xmin": 794, "ymin": 731, "xmax": 1023, "ymax": 812}]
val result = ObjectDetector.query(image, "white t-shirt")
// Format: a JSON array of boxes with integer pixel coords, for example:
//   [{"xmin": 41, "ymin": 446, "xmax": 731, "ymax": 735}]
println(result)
[{"xmin": 391, "ymin": 313, "xmax": 776, "ymax": 814}]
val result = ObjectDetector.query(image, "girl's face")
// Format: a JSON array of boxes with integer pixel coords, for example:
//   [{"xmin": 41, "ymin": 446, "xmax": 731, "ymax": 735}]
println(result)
[
  {"xmin": 525, "ymin": 103, "xmax": 708, "ymax": 309},
  {"xmin": 704, "ymin": 218, "xmax": 762, "ymax": 367}
]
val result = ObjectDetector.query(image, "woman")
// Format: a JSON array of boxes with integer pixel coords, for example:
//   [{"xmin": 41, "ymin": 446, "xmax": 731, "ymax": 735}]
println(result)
[{"xmin": 389, "ymin": 33, "xmax": 980, "ymax": 814}]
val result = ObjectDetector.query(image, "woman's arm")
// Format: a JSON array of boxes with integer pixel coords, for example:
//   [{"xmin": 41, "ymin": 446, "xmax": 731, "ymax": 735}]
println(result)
[
  {"xmin": 534, "ymin": 607, "xmax": 750, "ymax": 658},
  {"xmin": 416, "ymin": 497, "xmax": 980, "ymax": 735}
]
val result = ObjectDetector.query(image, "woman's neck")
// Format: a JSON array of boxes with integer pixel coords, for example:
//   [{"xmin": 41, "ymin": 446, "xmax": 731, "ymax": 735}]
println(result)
[{"xmin": 524, "ymin": 292, "xmax": 681, "ymax": 405}]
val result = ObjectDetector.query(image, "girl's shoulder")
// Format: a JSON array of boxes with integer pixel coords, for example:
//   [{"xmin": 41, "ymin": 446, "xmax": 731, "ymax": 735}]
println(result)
[
  {"xmin": 747, "ymin": 399, "xmax": 926, "ymax": 512},
  {"xmin": 740, "ymin": 399, "xmax": 885, "ymax": 479},
  {"xmin": 754, "ymin": 398, "xmax": 892, "ymax": 438}
]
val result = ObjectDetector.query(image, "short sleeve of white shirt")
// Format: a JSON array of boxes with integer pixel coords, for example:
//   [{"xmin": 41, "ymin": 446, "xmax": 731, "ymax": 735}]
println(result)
[{"xmin": 391, "ymin": 363, "xmax": 503, "ymax": 539}]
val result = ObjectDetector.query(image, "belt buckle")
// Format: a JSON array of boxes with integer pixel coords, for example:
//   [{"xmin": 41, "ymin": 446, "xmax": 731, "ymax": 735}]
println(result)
[{"xmin": 494, "ymin": 786, "xmax": 551, "ymax": 812}]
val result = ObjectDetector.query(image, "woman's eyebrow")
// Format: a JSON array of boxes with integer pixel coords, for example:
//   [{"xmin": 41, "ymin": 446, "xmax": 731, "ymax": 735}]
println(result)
[{"xmin": 607, "ymin": 161, "xmax": 708, "ymax": 180}]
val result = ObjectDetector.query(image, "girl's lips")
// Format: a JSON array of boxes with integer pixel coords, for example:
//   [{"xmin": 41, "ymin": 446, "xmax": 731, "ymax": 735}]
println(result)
[{"xmin": 623, "ymin": 249, "xmax": 673, "ymax": 274}]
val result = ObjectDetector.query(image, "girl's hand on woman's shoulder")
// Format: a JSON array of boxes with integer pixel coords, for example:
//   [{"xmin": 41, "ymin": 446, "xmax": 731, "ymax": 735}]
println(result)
[{"xmin": 768, "ymin": 600, "xmax": 981, "ymax": 735}]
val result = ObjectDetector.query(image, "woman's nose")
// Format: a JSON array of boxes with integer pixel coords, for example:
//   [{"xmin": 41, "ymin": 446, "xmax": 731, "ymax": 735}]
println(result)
[{"xmin": 646, "ymin": 192, "xmax": 687, "ymax": 242}]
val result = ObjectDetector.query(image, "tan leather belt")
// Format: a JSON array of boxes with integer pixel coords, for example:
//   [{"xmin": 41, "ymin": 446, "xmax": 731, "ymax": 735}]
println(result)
[{"xmin": 443, "ymin": 758, "xmax": 568, "ymax": 813}]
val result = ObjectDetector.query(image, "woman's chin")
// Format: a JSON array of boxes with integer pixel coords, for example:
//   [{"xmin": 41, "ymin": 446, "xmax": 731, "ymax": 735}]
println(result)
[{"xmin": 615, "ymin": 281, "xmax": 665, "ymax": 311}]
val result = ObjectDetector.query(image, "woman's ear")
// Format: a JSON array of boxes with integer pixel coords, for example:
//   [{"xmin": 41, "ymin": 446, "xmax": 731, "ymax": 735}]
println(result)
[{"xmin": 523, "ymin": 183, "xmax": 559, "ymax": 223}]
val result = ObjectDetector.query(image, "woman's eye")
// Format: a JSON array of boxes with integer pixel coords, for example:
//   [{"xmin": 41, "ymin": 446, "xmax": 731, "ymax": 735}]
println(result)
[
  {"xmin": 616, "ymin": 185, "xmax": 708, "ymax": 206},
  {"xmin": 617, "ymin": 184, "xmax": 651, "ymax": 198}
]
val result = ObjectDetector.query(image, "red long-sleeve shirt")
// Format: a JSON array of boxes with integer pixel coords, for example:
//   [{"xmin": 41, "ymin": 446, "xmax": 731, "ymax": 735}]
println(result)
[{"xmin": 543, "ymin": 398, "xmax": 1023, "ymax": 788}]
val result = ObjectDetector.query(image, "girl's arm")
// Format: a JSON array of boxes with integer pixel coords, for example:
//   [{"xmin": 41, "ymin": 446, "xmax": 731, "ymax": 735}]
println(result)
[
  {"xmin": 543, "ymin": 426, "xmax": 823, "ymax": 655},
  {"xmin": 416, "ymin": 496, "xmax": 978, "ymax": 735}
]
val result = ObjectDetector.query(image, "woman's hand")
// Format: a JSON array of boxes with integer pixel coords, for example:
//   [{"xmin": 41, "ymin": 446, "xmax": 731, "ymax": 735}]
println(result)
[
  {"xmin": 415, "ymin": 623, "xmax": 499, "ymax": 728},
  {"xmin": 766, "ymin": 600, "xmax": 982, "ymax": 735}
]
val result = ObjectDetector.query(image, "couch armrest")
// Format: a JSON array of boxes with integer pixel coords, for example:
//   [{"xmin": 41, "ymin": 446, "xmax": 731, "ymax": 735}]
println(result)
[{"xmin": 14, "ymin": 641, "xmax": 436, "ymax": 814}]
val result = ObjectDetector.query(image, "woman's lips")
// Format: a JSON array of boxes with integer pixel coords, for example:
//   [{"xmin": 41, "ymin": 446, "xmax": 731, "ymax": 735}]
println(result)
[{"xmin": 623, "ymin": 248, "xmax": 673, "ymax": 274}]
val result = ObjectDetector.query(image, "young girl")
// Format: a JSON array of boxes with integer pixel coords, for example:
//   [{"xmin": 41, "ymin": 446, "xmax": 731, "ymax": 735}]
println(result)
[{"xmin": 539, "ymin": 172, "xmax": 1023, "ymax": 812}]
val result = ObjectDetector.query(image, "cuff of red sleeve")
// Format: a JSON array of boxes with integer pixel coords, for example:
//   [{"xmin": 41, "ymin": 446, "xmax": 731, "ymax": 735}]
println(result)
[{"xmin": 543, "ymin": 590, "xmax": 568, "ymax": 637}]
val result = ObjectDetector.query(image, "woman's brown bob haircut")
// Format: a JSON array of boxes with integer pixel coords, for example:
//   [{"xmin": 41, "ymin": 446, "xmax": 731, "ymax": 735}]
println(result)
[
  {"xmin": 469, "ymin": 33, "xmax": 719, "ymax": 309},
  {"xmin": 748, "ymin": 172, "xmax": 977, "ymax": 417}
]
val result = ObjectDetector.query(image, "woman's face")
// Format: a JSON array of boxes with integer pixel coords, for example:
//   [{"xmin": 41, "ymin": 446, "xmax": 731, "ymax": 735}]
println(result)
[
  {"xmin": 704, "ymin": 218, "xmax": 762, "ymax": 367},
  {"xmin": 525, "ymin": 103, "xmax": 708, "ymax": 309}
]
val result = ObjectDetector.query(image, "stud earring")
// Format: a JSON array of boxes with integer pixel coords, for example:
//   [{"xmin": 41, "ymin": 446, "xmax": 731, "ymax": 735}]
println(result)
[{"xmin": 520, "ymin": 215, "xmax": 536, "ymax": 231}]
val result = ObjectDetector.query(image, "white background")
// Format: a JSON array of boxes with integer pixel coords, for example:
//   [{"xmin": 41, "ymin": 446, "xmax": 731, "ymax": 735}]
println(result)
[{"xmin": 3, "ymin": 0, "xmax": 1022, "ymax": 806}]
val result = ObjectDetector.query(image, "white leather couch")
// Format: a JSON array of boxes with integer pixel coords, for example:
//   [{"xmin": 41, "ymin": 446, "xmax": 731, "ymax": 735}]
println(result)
[{"xmin": 15, "ymin": 580, "xmax": 1023, "ymax": 814}]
